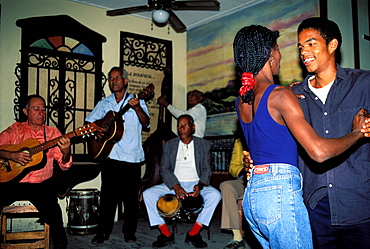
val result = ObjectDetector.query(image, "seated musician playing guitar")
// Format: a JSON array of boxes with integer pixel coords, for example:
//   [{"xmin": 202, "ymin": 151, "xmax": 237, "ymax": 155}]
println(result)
[
  {"xmin": 87, "ymin": 66, "xmax": 150, "ymax": 245},
  {"xmin": 143, "ymin": 114, "xmax": 221, "ymax": 248},
  {"xmin": 0, "ymin": 94, "xmax": 72, "ymax": 249}
]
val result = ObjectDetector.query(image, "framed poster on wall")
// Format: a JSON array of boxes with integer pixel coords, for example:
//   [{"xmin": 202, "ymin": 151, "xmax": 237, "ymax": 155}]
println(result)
[{"xmin": 120, "ymin": 32, "xmax": 173, "ymax": 142}]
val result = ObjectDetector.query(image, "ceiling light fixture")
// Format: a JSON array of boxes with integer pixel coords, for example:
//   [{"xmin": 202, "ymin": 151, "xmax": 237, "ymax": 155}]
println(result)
[{"xmin": 152, "ymin": 9, "xmax": 170, "ymax": 23}]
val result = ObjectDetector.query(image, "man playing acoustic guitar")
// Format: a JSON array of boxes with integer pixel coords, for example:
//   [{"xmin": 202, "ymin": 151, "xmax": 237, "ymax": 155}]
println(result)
[
  {"xmin": 86, "ymin": 66, "xmax": 150, "ymax": 245},
  {"xmin": 0, "ymin": 94, "xmax": 72, "ymax": 249}
]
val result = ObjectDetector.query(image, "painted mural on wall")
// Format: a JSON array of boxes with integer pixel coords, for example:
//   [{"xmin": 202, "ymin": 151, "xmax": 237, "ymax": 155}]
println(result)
[{"xmin": 187, "ymin": 0, "xmax": 319, "ymax": 136}]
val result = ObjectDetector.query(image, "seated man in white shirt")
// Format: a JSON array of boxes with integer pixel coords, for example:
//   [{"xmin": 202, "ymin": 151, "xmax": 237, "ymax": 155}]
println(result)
[
  {"xmin": 157, "ymin": 90, "xmax": 207, "ymax": 138},
  {"xmin": 143, "ymin": 114, "xmax": 221, "ymax": 248}
]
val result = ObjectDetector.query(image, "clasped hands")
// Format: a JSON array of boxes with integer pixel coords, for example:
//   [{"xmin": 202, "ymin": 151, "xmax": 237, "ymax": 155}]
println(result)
[{"xmin": 358, "ymin": 109, "xmax": 370, "ymax": 137}]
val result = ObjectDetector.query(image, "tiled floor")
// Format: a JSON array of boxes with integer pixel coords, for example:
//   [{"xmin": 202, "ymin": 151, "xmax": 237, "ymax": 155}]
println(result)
[{"xmin": 66, "ymin": 217, "xmax": 262, "ymax": 249}]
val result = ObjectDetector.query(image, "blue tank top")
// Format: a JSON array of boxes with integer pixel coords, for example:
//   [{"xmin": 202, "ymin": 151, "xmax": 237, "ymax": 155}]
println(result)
[{"xmin": 236, "ymin": 85, "xmax": 298, "ymax": 167}]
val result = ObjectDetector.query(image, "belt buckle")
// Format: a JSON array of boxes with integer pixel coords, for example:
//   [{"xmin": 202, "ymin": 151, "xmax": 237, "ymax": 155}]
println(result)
[{"xmin": 254, "ymin": 164, "xmax": 269, "ymax": 174}]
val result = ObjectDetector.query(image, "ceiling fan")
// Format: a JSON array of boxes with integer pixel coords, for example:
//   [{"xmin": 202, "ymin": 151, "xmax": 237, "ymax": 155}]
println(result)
[{"xmin": 106, "ymin": 0, "xmax": 221, "ymax": 33}]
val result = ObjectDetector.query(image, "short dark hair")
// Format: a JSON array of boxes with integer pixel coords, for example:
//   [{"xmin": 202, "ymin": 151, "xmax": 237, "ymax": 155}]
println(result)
[
  {"xmin": 298, "ymin": 17, "xmax": 342, "ymax": 51},
  {"xmin": 189, "ymin": 90, "xmax": 204, "ymax": 102},
  {"xmin": 24, "ymin": 94, "xmax": 46, "ymax": 109}
]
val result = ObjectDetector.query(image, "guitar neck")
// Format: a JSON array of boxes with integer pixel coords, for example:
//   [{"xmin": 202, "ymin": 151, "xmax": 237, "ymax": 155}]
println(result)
[
  {"xmin": 118, "ymin": 102, "xmax": 132, "ymax": 117},
  {"xmin": 106, "ymin": 94, "xmax": 138, "ymax": 127},
  {"xmin": 28, "ymin": 131, "xmax": 76, "ymax": 156},
  {"xmin": 102, "ymin": 83, "xmax": 154, "ymax": 129}
]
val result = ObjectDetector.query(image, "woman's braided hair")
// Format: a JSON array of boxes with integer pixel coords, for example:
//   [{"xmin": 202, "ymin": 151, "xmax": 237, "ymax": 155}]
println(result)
[{"xmin": 233, "ymin": 25, "xmax": 279, "ymax": 104}]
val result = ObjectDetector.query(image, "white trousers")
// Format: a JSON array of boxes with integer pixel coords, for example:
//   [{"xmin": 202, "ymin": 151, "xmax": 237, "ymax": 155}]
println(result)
[{"xmin": 143, "ymin": 181, "xmax": 221, "ymax": 227}]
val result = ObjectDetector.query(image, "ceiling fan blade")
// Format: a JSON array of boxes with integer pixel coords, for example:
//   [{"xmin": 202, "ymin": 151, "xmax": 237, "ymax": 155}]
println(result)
[
  {"xmin": 171, "ymin": 1, "xmax": 220, "ymax": 11},
  {"xmin": 167, "ymin": 10, "xmax": 186, "ymax": 33},
  {"xmin": 107, "ymin": 5, "xmax": 155, "ymax": 16}
]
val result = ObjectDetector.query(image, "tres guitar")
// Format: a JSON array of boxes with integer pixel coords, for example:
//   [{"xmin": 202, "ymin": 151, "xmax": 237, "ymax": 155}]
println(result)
[
  {"xmin": 87, "ymin": 83, "xmax": 155, "ymax": 161},
  {"xmin": 0, "ymin": 123, "xmax": 97, "ymax": 183}
]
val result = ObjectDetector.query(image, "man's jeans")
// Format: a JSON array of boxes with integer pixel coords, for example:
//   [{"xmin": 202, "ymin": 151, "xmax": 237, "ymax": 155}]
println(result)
[{"xmin": 243, "ymin": 163, "xmax": 313, "ymax": 249}]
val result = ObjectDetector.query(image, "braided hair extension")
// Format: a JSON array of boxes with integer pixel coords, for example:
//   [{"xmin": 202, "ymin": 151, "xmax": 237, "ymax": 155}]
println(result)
[{"xmin": 233, "ymin": 25, "xmax": 279, "ymax": 104}]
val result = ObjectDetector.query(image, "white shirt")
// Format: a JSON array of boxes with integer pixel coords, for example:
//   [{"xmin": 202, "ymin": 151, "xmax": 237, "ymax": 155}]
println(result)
[
  {"xmin": 167, "ymin": 103, "xmax": 207, "ymax": 138},
  {"xmin": 308, "ymin": 75, "xmax": 334, "ymax": 104},
  {"xmin": 85, "ymin": 93, "xmax": 150, "ymax": 163},
  {"xmin": 174, "ymin": 140, "xmax": 199, "ymax": 182}
]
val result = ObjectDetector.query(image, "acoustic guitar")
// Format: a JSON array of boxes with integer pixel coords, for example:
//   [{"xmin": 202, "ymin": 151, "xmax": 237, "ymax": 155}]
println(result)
[
  {"xmin": 0, "ymin": 123, "xmax": 97, "ymax": 183},
  {"xmin": 87, "ymin": 83, "xmax": 155, "ymax": 161}
]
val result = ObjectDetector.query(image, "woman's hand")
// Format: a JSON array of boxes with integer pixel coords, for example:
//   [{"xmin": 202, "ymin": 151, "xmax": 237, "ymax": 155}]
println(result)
[{"xmin": 243, "ymin": 151, "xmax": 254, "ymax": 180}]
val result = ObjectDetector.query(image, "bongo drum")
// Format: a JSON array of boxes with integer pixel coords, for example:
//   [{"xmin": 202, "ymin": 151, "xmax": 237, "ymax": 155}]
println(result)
[
  {"xmin": 181, "ymin": 193, "xmax": 204, "ymax": 218},
  {"xmin": 67, "ymin": 189, "xmax": 100, "ymax": 235},
  {"xmin": 156, "ymin": 194, "xmax": 181, "ymax": 219}
]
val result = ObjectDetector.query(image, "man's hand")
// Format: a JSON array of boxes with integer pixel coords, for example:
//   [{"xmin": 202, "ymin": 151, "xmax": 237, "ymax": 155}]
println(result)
[
  {"xmin": 8, "ymin": 151, "xmax": 32, "ymax": 166},
  {"xmin": 57, "ymin": 137, "xmax": 71, "ymax": 164},
  {"xmin": 190, "ymin": 182, "xmax": 205, "ymax": 197},
  {"xmin": 128, "ymin": 98, "xmax": 140, "ymax": 109},
  {"xmin": 243, "ymin": 151, "xmax": 254, "ymax": 180},
  {"xmin": 352, "ymin": 108, "xmax": 370, "ymax": 136},
  {"xmin": 173, "ymin": 184, "xmax": 188, "ymax": 199},
  {"xmin": 57, "ymin": 137, "xmax": 71, "ymax": 155},
  {"xmin": 94, "ymin": 125, "xmax": 107, "ymax": 138},
  {"xmin": 288, "ymin": 81, "xmax": 305, "ymax": 99},
  {"xmin": 157, "ymin": 96, "xmax": 169, "ymax": 107},
  {"xmin": 358, "ymin": 109, "xmax": 370, "ymax": 137}
]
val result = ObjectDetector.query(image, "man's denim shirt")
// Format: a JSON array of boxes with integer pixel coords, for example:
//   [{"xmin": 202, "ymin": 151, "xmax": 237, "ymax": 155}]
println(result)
[{"xmin": 292, "ymin": 65, "xmax": 370, "ymax": 226}]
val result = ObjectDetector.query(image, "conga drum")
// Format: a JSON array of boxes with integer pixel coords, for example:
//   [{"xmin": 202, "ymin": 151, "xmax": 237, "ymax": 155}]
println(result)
[
  {"xmin": 181, "ymin": 193, "xmax": 204, "ymax": 219},
  {"xmin": 156, "ymin": 194, "xmax": 181, "ymax": 219},
  {"xmin": 67, "ymin": 189, "xmax": 100, "ymax": 235}
]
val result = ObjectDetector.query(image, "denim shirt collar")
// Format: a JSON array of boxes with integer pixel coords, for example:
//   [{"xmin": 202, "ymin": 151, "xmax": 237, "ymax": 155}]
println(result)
[{"xmin": 294, "ymin": 64, "xmax": 346, "ymax": 96}]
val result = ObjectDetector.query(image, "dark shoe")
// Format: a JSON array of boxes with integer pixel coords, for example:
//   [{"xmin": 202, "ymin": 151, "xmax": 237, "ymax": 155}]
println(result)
[
  {"xmin": 53, "ymin": 239, "xmax": 68, "ymax": 249},
  {"xmin": 52, "ymin": 227, "xmax": 68, "ymax": 249},
  {"xmin": 91, "ymin": 233, "xmax": 109, "ymax": 244},
  {"xmin": 152, "ymin": 234, "xmax": 175, "ymax": 248},
  {"xmin": 223, "ymin": 240, "xmax": 245, "ymax": 249},
  {"xmin": 124, "ymin": 234, "xmax": 137, "ymax": 243},
  {"xmin": 185, "ymin": 233, "xmax": 207, "ymax": 248}
]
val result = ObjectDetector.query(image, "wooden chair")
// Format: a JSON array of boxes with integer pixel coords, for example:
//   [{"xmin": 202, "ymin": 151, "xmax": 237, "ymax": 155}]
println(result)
[{"xmin": 1, "ymin": 201, "xmax": 50, "ymax": 248}]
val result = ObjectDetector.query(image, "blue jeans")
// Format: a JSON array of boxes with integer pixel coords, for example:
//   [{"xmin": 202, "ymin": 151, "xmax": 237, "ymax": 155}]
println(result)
[{"xmin": 243, "ymin": 163, "xmax": 313, "ymax": 249}]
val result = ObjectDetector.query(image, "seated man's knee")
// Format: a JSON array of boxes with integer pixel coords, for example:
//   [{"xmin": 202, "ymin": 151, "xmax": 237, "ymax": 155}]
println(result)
[{"xmin": 220, "ymin": 180, "xmax": 236, "ymax": 193}]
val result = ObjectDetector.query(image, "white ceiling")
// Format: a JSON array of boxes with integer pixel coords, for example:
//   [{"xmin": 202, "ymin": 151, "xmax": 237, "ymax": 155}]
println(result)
[{"xmin": 69, "ymin": 0, "xmax": 267, "ymax": 30}]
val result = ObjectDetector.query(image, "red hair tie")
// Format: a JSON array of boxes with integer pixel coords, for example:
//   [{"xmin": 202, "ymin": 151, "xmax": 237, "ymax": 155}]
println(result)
[{"xmin": 239, "ymin": 72, "xmax": 255, "ymax": 97}]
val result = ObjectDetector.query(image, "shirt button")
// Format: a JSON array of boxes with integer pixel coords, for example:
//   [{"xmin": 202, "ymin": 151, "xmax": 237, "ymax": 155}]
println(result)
[
  {"xmin": 329, "ymin": 184, "xmax": 333, "ymax": 187},
  {"xmin": 315, "ymin": 97, "xmax": 318, "ymax": 100},
  {"xmin": 325, "ymin": 130, "xmax": 329, "ymax": 134},
  {"xmin": 324, "ymin": 112, "xmax": 328, "ymax": 115}
]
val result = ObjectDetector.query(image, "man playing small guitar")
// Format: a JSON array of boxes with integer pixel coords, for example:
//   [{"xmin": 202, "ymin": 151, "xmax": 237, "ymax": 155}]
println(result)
[
  {"xmin": 86, "ymin": 66, "xmax": 150, "ymax": 245},
  {"xmin": 0, "ymin": 94, "xmax": 72, "ymax": 249}
]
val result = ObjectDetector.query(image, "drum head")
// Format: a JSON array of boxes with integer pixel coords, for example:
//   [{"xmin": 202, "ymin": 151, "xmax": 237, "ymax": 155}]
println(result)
[
  {"xmin": 157, "ymin": 194, "xmax": 180, "ymax": 217},
  {"xmin": 182, "ymin": 194, "xmax": 204, "ymax": 214},
  {"xmin": 69, "ymin": 188, "xmax": 100, "ymax": 198}
]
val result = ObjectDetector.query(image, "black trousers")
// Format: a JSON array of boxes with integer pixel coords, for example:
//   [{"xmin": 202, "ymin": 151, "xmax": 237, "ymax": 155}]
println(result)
[
  {"xmin": 308, "ymin": 195, "xmax": 370, "ymax": 249},
  {"xmin": 97, "ymin": 159, "xmax": 142, "ymax": 236},
  {"xmin": 0, "ymin": 178, "xmax": 66, "ymax": 246}
]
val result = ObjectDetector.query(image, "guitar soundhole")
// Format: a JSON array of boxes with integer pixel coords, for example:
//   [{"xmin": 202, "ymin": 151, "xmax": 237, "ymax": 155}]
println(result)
[{"xmin": 103, "ymin": 123, "xmax": 110, "ymax": 131}]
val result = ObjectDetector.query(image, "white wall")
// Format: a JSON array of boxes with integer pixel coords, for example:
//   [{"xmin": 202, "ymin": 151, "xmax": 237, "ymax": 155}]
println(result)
[{"xmin": 328, "ymin": 0, "xmax": 370, "ymax": 69}]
